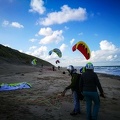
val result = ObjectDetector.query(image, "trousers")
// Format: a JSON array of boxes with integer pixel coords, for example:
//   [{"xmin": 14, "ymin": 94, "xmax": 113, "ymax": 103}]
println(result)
[
  {"xmin": 83, "ymin": 91, "xmax": 100, "ymax": 120},
  {"xmin": 73, "ymin": 91, "xmax": 80, "ymax": 113}
]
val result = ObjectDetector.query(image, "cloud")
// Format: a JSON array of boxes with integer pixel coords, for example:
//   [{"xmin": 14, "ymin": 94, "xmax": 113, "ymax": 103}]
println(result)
[
  {"xmin": 38, "ymin": 27, "xmax": 53, "ymax": 36},
  {"xmin": 70, "ymin": 38, "xmax": 75, "ymax": 45},
  {"xmin": 2, "ymin": 20, "xmax": 9, "ymax": 27},
  {"xmin": 60, "ymin": 43, "xmax": 68, "ymax": 52},
  {"xmin": 38, "ymin": 27, "xmax": 64, "ymax": 44},
  {"xmin": 90, "ymin": 40, "xmax": 120, "ymax": 64},
  {"xmin": 3, "ymin": 44, "xmax": 10, "ymax": 47},
  {"xmin": 29, "ymin": 0, "xmax": 46, "ymax": 14},
  {"xmin": 100, "ymin": 40, "xmax": 116, "ymax": 50},
  {"xmin": 10, "ymin": 22, "xmax": 24, "ymax": 28},
  {"xmin": 39, "ymin": 5, "xmax": 87, "ymax": 26},
  {"xmin": 27, "ymin": 45, "xmax": 48, "ymax": 58},
  {"xmin": 29, "ymin": 38, "xmax": 37, "ymax": 42},
  {"xmin": 29, "ymin": 46, "xmax": 37, "ymax": 50},
  {"xmin": 2, "ymin": 20, "xmax": 24, "ymax": 28}
]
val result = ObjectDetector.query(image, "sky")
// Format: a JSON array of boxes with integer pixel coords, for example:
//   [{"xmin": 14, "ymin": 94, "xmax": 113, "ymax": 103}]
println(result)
[{"xmin": 0, "ymin": 0, "xmax": 120, "ymax": 67}]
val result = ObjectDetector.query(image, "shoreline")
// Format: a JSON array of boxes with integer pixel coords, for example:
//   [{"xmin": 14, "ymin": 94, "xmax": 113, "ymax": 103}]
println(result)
[{"xmin": 97, "ymin": 73, "xmax": 120, "ymax": 81}]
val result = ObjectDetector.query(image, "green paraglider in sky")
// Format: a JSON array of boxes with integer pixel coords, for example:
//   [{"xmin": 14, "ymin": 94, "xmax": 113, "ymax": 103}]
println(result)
[{"xmin": 49, "ymin": 48, "xmax": 62, "ymax": 58}]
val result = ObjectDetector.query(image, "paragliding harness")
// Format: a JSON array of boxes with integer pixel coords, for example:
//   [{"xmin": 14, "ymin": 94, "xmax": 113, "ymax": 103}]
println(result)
[{"xmin": 76, "ymin": 73, "xmax": 84, "ymax": 101}]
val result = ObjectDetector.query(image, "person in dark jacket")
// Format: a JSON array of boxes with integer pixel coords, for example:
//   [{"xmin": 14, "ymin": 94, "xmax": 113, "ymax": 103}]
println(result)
[
  {"xmin": 61, "ymin": 65, "xmax": 81, "ymax": 115},
  {"xmin": 80, "ymin": 62, "xmax": 105, "ymax": 120}
]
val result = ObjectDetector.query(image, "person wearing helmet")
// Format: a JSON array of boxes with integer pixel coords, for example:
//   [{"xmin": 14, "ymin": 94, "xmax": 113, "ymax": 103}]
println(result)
[
  {"xmin": 80, "ymin": 62, "xmax": 105, "ymax": 120},
  {"xmin": 61, "ymin": 65, "xmax": 81, "ymax": 116},
  {"xmin": 80, "ymin": 67, "xmax": 86, "ymax": 74}
]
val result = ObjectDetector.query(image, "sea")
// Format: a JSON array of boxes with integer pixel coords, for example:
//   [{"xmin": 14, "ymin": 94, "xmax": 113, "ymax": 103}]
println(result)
[{"xmin": 76, "ymin": 66, "xmax": 120, "ymax": 76}]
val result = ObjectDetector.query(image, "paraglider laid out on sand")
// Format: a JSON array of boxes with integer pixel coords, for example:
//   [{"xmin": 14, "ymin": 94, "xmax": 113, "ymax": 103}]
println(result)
[
  {"xmin": 0, "ymin": 82, "xmax": 31, "ymax": 91},
  {"xmin": 72, "ymin": 41, "xmax": 91, "ymax": 60}
]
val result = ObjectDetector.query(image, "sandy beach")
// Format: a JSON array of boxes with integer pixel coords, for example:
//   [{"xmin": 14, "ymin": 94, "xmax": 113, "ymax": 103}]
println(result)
[{"xmin": 0, "ymin": 63, "xmax": 120, "ymax": 120}]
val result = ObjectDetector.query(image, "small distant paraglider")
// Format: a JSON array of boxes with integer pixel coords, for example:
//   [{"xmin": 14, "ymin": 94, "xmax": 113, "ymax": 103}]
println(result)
[
  {"xmin": 49, "ymin": 48, "xmax": 62, "ymax": 70},
  {"xmin": 56, "ymin": 60, "xmax": 60, "ymax": 64},
  {"xmin": 31, "ymin": 58, "xmax": 37, "ymax": 65},
  {"xmin": 72, "ymin": 41, "xmax": 91, "ymax": 60},
  {"xmin": 49, "ymin": 48, "xmax": 62, "ymax": 58}
]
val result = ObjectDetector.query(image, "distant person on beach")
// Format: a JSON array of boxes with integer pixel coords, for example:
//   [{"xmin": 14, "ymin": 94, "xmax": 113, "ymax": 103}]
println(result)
[
  {"xmin": 58, "ymin": 66, "xmax": 60, "ymax": 70},
  {"xmin": 61, "ymin": 65, "xmax": 82, "ymax": 116},
  {"xmin": 52, "ymin": 66, "xmax": 55, "ymax": 71},
  {"xmin": 80, "ymin": 62, "xmax": 105, "ymax": 120}
]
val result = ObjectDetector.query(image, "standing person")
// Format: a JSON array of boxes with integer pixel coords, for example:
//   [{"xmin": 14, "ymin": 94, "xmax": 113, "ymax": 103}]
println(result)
[
  {"xmin": 61, "ymin": 65, "xmax": 81, "ymax": 116},
  {"xmin": 80, "ymin": 62, "xmax": 105, "ymax": 120},
  {"xmin": 52, "ymin": 66, "xmax": 55, "ymax": 71}
]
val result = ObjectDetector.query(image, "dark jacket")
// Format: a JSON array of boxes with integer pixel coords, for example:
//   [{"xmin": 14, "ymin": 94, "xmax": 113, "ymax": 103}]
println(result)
[
  {"xmin": 80, "ymin": 70, "xmax": 103, "ymax": 94},
  {"xmin": 65, "ymin": 73, "xmax": 80, "ymax": 92}
]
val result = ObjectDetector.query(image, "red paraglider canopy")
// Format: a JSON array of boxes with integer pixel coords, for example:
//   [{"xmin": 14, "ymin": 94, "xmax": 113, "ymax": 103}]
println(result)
[{"xmin": 72, "ymin": 41, "xmax": 91, "ymax": 60}]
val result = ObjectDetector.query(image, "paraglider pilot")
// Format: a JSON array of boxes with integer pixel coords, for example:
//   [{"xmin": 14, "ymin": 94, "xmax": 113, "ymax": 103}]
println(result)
[
  {"xmin": 52, "ymin": 66, "xmax": 55, "ymax": 71},
  {"xmin": 61, "ymin": 65, "xmax": 81, "ymax": 115},
  {"xmin": 80, "ymin": 62, "xmax": 105, "ymax": 120}
]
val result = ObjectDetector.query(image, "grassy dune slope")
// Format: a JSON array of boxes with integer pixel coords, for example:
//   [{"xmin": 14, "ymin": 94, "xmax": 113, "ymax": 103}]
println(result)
[{"xmin": 0, "ymin": 44, "xmax": 52, "ymax": 66}]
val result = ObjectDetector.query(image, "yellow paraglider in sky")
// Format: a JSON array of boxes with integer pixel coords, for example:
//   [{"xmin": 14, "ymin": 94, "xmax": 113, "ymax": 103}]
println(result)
[{"xmin": 72, "ymin": 41, "xmax": 91, "ymax": 60}]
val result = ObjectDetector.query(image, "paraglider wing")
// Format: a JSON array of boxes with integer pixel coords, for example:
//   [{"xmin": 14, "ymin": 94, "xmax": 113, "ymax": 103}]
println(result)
[
  {"xmin": 56, "ymin": 60, "xmax": 60, "ymax": 64},
  {"xmin": 72, "ymin": 44, "xmax": 77, "ymax": 51},
  {"xmin": 53, "ymin": 48, "xmax": 62, "ymax": 58},
  {"xmin": 72, "ymin": 41, "xmax": 91, "ymax": 60},
  {"xmin": 31, "ymin": 58, "xmax": 37, "ymax": 65},
  {"xmin": 49, "ymin": 48, "xmax": 62, "ymax": 58},
  {"xmin": 49, "ymin": 50, "xmax": 52, "ymax": 55}
]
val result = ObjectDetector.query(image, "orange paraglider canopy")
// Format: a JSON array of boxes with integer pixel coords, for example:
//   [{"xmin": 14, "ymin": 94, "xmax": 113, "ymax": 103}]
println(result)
[{"xmin": 72, "ymin": 41, "xmax": 91, "ymax": 60}]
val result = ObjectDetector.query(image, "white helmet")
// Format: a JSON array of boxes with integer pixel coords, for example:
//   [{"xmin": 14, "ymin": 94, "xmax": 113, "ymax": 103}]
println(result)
[
  {"xmin": 67, "ymin": 65, "xmax": 74, "ymax": 73},
  {"xmin": 85, "ymin": 62, "xmax": 94, "ymax": 70}
]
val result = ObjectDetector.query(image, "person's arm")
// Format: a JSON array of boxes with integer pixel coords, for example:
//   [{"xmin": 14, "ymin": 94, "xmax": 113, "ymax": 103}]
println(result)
[
  {"xmin": 65, "ymin": 74, "xmax": 78, "ymax": 90},
  {"xmin": 61, "ymin": 74, "xmax": 77, "ymax": 96},
  {"xmin": 95, "ymin": 74, "xmax": 105, "ymax": 98}
]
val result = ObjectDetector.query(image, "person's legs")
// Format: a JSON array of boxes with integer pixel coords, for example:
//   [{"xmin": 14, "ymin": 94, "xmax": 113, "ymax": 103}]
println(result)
[
  {"xmin": 83, "ymin": 92, "xmax": 92, "ymax": 120},
  {"xmin": 91, "ymin": 92, "xmax": 100, "ymax": 120},
  {"xmin": 70, "ymin": 91, "xmax": 80, "ymax": 115},
  {"xmin": 73, "ymin": 91, "xmax": 80, "ymax": 112}
]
